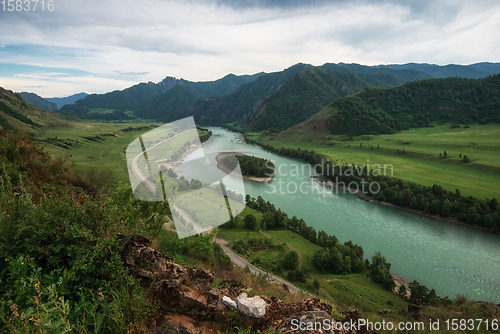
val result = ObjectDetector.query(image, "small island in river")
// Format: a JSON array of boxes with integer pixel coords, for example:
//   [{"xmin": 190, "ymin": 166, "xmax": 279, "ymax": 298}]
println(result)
[{"xmin": 216, "ymin": 152, "xmax": 275, "ymax": 182}]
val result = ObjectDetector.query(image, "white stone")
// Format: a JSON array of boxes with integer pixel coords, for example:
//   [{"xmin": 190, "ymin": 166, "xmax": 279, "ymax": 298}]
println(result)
[
  {"xmin": 222, "ymin": 296, "xmax": 237, "ymax": 310},
  {"xmin": 236, "ymin": 293, "xmax": 266, "ymax": 318}
]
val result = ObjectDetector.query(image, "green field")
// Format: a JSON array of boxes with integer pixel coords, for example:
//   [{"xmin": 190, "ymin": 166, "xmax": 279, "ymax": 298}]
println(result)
[
  {"xmin": 36, "ymin": 120, "xmax": 161, "ymax": 183},
  {"xmin": 317, "ymin": 274, "xmax": 409, "ymax": 314},
  {"xmin": 217, "ymin": 209, "xmax": 410, "ymax": 315},
  {"xmin": 251, "ymin": 123, "xmax": 500, "ymax": 199}
]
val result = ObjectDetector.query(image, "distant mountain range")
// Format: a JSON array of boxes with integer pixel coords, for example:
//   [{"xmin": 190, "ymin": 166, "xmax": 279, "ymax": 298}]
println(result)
[
  {"xmin": 52, "ymin": 61, "xmax": 500, "ymax": 131},
  {"xmin": 47, "ymin": 92, "xmax": 89, "ymax": 109},
  {"xmin": 2, "ymin": 61, "xmax": 500, "ymax": 140},
  {"xmin": 16, "ymin": 92, "xmax": 89, "ymax": 111},
  {"xmin": 59, "ymin": 73, "xmax": 264, "ymax": 120},
  {"xmin": 20, "ymin": 63, "xmax": 492, "ymax": 131}
]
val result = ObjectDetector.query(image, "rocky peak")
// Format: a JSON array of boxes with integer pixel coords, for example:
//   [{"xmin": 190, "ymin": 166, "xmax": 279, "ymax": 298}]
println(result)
[{"xmin": 156, "ymin": 76, "xmax": 183, "ymax": 92}]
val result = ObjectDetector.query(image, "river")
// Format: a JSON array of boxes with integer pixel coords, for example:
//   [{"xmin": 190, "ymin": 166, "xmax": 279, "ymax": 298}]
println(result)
[{"xmin": 182, "ymin": 127, "xmax": 500, "ymax": 303}]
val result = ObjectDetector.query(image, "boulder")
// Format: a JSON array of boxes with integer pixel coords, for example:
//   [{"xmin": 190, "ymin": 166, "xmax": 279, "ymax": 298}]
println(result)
[
  {"xmin": 222, "ymin": 296, "xmax": 237, "ymax": 310},
  {"xmin": 236, "ymin": 293, "xmax": 267, "ymax": 318}
]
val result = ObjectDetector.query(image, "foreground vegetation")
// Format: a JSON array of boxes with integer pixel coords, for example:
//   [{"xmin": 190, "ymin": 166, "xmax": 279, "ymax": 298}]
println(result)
[
  {"xmin": 0, "ymin": 127, "xmax": 291, "ymax": 333},
  {"xmin": 1, "ymin": 126, "xmax": 499, "ymax": 333}
]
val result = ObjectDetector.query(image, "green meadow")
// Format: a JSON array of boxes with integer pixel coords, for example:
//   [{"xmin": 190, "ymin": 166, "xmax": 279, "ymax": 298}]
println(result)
[
  {"xmin": 250, "ymin": 123, "xmax": 500, "ymax": 199},
  {"xmin": 36, "ymin": 120, "xmax": 161, "ymax": 183}
]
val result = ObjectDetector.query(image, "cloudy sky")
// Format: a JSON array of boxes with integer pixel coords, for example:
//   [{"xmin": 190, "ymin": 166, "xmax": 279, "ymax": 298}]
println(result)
[{"xmin": 0, "ymin": 0, "xmax": 499, "ymax": 97}]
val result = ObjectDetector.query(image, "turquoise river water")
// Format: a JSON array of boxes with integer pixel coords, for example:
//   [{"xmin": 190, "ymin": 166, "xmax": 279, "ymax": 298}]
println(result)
[{"xmin": 187, "ymin": 127, "xmax": 500, "ymax": 303}]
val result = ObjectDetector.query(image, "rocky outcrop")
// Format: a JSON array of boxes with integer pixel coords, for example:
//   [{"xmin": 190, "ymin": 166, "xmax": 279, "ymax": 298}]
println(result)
[
  {"xmin": 236, "ymin": 293, "xmax": 266, "ymax": 318},
  {"xmin": 122, "ymin": 236, "xmax": 370, "ymax": 334}
]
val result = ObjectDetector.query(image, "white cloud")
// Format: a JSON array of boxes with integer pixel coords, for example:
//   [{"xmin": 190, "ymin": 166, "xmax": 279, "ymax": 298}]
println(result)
[{"xmin": 0, "ymin": 0, "xmax": 499, "ymax": 96}]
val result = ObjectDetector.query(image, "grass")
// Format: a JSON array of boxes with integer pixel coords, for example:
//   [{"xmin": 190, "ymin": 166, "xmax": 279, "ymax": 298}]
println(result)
[
  {"xmin": 251, "ymin": 123, "xmax": 500, "ymax": 199},
  {"xmin": 264, "ymin": 230, "xmax": 322, "ymax": 271},
  {"xmin": 36, "ymin": 120, "xmax": 161, "ymax": 183},
  {"xmin": 317, "ymin": 274, "xmax": 408, "ymax": 314}
]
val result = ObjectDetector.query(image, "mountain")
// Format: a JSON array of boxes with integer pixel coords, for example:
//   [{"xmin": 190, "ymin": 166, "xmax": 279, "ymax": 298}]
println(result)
[
  {"xmin": 145, "ymin": 63, "xmax": 310, "ymax": 125},
  {"xmin": 136, "ymin": 85, "xmax": 203, "ymax": 120},
  {"xmin": 379, "ymin": 62, "xmax": 500, "ymax": 79},
  {"xmin": 152, "ymin": 63, "xmax": 425, "ymax": 130},
  {"xmin": 58, "ymin": 73, "xmax": 264, "ymax": 119},
  {"xmin": 269, "ymin": 74, "xmax": 500, "ymax": 141},
  {"xmin": 179, "ymin": 72, "xmax": 264, "ymax": 97},
  {"xmin": 47, "ymin": 92, "xmax": 88, "ymax": 108},
  {"xmin": 322, "ymin": 63, "xmax": 434, "ymax": 82},
  {"xmin": 57, "ymin": 62, "xmax": 500, "ymax": 131},
  {"xmin": 18, "ymin": 92, "xmax": 59, "ymax": 111},
  {"xmin": 0, "ymin": 87, "xmax": 69, "ymax": 133},
  {"xmin": 239, "ymin": 66, "xmax": 403, "ymax": 131}
]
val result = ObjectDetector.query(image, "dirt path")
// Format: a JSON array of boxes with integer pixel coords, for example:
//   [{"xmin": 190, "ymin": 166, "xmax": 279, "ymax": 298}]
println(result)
[{"xmin": 213, "ymin": 237, "xmax": 301, "ymax": 294}]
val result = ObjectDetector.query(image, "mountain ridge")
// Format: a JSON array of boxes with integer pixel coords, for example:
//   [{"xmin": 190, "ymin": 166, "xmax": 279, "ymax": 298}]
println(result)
[
  {"xmin": 47, "ymin": 92, "xmax": 89, "ymax": 108},
  {"xmin": 54, "ymin": 61, "xmax": 500, "ymax": 132},
  {"xmin": 267, "ymin": 74, "xmax": 500, "ymax": 142}
]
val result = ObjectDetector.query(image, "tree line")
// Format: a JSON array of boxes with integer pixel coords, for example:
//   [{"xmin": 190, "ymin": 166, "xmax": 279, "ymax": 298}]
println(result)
[
  {"xmin": 236, "ymin": 195, "xmax": 396, "ymax": 289},
  {"xmin": 245, "ymin": 137, "xmax": 500, "ymax": 233}
]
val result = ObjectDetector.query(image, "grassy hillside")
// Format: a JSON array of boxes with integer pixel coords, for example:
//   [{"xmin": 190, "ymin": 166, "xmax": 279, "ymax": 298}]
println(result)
[
  {"xmin": 36, "ymin": 121, "xmax": 161, "ymax": 184},
  {"xmin": 18, "ymin": 92, "xmax": 59, "ymax": 111},
  {"xmin": 252, "ymin": 123, "xmax": 500, "ymax": 200},
  {"xmin": 136, "ymin": 85, "xmax": 202, "ymax": 120},
  {"xmin": 217, "ymin": 208, "xmax": 410, "ymax": 315},
  {"xmin": 0, "ymin": 87, "xmax": 69, "ymax": 134},
  {"xmin": 281, "ymin": 74, "xmax": 500, "ymax": 138},
  {"xmin": 241, "ymin": 66, "xmax": 398, "ymax": 131}
]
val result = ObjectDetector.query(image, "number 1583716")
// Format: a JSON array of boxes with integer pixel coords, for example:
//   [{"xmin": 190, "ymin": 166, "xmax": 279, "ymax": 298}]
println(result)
[{"xmin": 1, "ymin": 0, "xmax": 54, "ymax": 11}]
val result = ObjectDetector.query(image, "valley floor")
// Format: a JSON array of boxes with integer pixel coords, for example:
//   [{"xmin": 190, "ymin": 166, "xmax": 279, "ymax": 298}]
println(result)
[{"xmin": 249, "ymin": 123, "xmax": 500, "ymax": 200}]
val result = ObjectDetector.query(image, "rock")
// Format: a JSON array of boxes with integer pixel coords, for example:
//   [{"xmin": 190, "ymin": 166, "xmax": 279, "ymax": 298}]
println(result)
[
  {"xmin": 236, "ymin": 293, "xmax": 267, "ymax": 318},
  {"xmin": 222, "ymin": 296, "xmax": 237, "ymax": 310},
  {"xmin": 122, "ymin": 236, "xmax": 338, "ymax": 333},
  {"xmin": 122, "ymin": 237, "xmax": 171, "ymax": 279}
]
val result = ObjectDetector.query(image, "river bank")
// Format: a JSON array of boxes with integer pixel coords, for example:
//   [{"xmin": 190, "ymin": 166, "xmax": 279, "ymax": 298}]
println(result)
[{"xmin": 315, "ymin": 179, "xmax": 499, "ymax": 235}]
